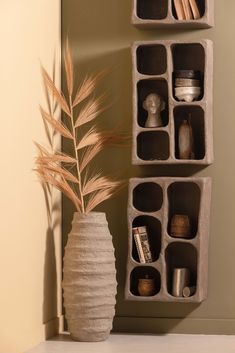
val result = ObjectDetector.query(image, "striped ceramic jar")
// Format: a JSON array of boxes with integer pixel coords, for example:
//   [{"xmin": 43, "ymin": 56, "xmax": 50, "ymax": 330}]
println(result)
[{"xmin": 62, "ymin": 212, "xmax": 117, "ymax": 341}]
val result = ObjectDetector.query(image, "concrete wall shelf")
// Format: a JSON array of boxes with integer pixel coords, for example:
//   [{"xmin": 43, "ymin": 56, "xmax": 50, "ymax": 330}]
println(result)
[
  {"xmin": 125, "ymin": 177, "xmax": 212, "ymax": 303},
  {"xmin": 132, "ymin": 0, "xmax": 214, "ymax": 29}
]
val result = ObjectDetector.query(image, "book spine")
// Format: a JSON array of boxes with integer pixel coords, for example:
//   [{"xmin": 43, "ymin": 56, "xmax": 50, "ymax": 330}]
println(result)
[
  {"xmin": 189, "ymin": 0, "xmax": 201, "ymax": 19},
  {"xmin": 182, "ymin": 0, "xmax": 193, "ymax": 20},
  {"xmin": 173, "ymin": 0, "xmax": 186, "ymax": 20},
  {"xmin": 133, "ymin": 229, "xmax": 146, "ymax": 263},
  {"xmin": 138, "ymin": 227, "xmax": 153, "ymax": 263}
]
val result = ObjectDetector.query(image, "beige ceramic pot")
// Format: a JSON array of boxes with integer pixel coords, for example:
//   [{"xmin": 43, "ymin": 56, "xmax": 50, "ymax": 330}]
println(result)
[{"xmin": 62, "ymin": 212, "xmax": 117, "ymax": 342}]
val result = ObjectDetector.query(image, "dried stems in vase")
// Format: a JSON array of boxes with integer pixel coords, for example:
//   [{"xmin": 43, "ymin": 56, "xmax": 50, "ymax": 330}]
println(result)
[{"xmin": 35, "ymin": 40, "xmax": 126, "ymax": 213}]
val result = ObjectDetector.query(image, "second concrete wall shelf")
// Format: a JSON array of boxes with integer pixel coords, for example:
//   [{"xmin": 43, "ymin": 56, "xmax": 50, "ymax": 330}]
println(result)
[{"xmin": 132, "ymin": 39, "xmax": 214, "ymax": 166}]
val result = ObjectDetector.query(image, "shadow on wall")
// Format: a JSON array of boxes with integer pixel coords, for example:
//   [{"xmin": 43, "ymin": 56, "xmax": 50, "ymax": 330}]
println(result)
[
  {"xmin": 39, "ymin": 58, "xmax": 61, "ymax": 338},
  {"xmin": 43, "ymin": 226, "xmax": 59, "ymax": 339},
  {"xmin": 41, "ymin": 183, "xmax": 61, "ymax": 338},
  {"xmin": 60, "ymin": 43, "xmax": 203, "ymax": 333}
]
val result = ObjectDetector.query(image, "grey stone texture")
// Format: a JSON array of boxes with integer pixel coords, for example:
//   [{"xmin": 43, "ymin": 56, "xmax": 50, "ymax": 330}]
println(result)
[
  {"xmin": 132, "ymin": 39, "xmax": 214, "ymax": 165},
  {"xmin": 62, "ymin": 212, "xmax": 117, "ymax": 341},
  {"xmin": 125, "ymin": 177, "xmax": 212, "ymax": 303},
  {"xmin": 132, "ymin": 0, "xmax": 214, "ymax": 29}
]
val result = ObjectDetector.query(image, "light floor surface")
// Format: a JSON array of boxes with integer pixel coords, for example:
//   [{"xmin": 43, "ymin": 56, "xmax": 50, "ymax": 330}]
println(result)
[{"xmin": 25, "ymin": 333, "xmax": 235, "ymax": 353}]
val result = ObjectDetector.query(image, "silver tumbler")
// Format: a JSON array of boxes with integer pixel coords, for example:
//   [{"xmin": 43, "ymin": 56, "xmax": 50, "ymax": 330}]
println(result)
[{"xmin": 172, "ymin": 268, "xmax": 190, "ymax": 297}]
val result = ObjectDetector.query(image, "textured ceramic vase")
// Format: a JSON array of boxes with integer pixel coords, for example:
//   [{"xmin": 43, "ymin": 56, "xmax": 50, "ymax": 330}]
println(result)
[
  {"xmin": 62, "ymin": 212, "xmax": 117, "ymax": 342},
  {"xmin": 178, "ymin": 119, "xmax": 194, "ymax": 159}
]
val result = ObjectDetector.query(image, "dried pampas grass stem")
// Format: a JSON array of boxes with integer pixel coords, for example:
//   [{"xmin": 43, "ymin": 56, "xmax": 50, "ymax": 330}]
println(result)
[{"xmin": 35, "ymin": 40, "xmax": 125, "ymax": 213}]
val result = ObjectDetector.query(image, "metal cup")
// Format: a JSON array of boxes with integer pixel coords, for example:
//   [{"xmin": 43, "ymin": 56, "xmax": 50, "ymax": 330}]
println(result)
[{"xmin": 172, "ymin": 268, "xmax": 190, "ymax": 297}]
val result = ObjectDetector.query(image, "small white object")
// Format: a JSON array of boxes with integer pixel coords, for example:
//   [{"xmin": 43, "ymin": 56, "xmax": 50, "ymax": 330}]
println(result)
[{"xmin": 175, "ymin": 86, "xmax": 201, "ymax": 102}]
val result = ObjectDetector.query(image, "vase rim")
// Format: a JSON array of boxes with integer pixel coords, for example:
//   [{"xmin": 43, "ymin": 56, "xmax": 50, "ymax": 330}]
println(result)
[
  {"xmin": 73, "ymin": 211, "xmax": 107, "ymax": 222},
  {"xmin": 74, "ymin": 211, "xmax": 106, "ymax": 215}
]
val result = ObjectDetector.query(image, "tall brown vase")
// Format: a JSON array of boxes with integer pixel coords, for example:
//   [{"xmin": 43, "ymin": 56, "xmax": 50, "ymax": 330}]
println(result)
[{"xmin": 62, "ymin": 212, "xmax": 117, "ymax": 342}]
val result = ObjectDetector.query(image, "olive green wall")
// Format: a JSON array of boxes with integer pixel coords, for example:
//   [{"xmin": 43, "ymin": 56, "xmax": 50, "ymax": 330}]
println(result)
[{"xmin": 62, "ymin": 0, "xmax": 235, "ymax": 334}]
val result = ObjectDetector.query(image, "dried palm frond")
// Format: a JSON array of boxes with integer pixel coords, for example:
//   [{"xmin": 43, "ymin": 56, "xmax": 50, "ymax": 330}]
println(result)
[
  {"xmin": 76, "ymin": 127, "xmax": 100, "ymax": 150},
  {"xmin": 72, "ymin": 70, "xmax": 107, "ymax": 108},
  {"xmin": 75, "ymin": 93, "xmax": 107, "ymax": 128},
  {"xmin": 41, "ymin": 66, "xmax": 71, "ymax": 116},
  {"xmin": 36, "ymin": 160, "xmax": 79, "ymax": 184},
  {"xmin": 82, "ymin": 174, "xmax": 121, "ymax": 196},
  {"xmin": 39, "ymin": 153, "xmax": 77, "ymax": 164},
  {"xmin": 85, "ymin": 185, "xmax": 122, "ymax": 213},
  {"xmin": 40, "ymin": 106, "xmax": 73, "ymax": 139},
  {"xmin": 80, "ymin": 132, "xmax": 130, "ymax": 172},
  {"xmin": 35, "ymin": 39, "xmax": 125, "ymax": 214},
  {"xmin": 79, "ymin": 142, "xmax": 104, "ymax": 172},
  {"xmin": 37, "ymin": 171, "xmax": 81, "ymax": 212},
  {"xmin": 64, "ymin": 38, "xmax": 73, "ymax": 96}
]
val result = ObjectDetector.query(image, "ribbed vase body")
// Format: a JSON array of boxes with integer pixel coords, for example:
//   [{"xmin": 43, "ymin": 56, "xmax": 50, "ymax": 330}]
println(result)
[{"xmin": 62, "ymin": 212, "xmax": 117, "ymax": 341}]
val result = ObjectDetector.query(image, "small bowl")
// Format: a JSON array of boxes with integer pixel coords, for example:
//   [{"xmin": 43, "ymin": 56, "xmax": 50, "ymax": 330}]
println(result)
[
  {"xmin": 175, "ymin": 78, "xmax": 201, "ymax": 87},
  {"xmin": 174, "ymin": 70, "xmax": 201, "ymax": 79},
  {"xmin": 175, "ymin": 87, "xmax": 201, "ymax": 102}
]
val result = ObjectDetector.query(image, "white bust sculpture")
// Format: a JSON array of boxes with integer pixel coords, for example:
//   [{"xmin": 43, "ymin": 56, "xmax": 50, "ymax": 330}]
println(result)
[{"xmin": 143, "ymin": 93, "xmax": 166, "ymax": 128}]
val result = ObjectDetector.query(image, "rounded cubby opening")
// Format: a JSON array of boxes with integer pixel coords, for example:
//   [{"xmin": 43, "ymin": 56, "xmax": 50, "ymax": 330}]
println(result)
[
  {"xmin": 132, "ymin": 216, "xmax": 162, "ymax": 263},
  {"xmin": 137, "ymin": 45, "xmax": 167, "ymax": 76},
  {"xmin": 137, "ymin": 131, "xmax": 170, "ymax": 161},
  {"xmin": 167, "ymin": 182, "xmax": 201, "ymax": 238},
  {"xmin": 137, "ymin": 79, "xmax": 169, "ymax": 128},
  {"xmin": 133, "ymin": 182, "xmax": 163, "ymax": 212},
  {"xmin": 165, "ymin": 242, "xmax": 197, "ymax": 297},
  {"xmin": 137, "ymin": 0, "xmax": 168, "ymax": 20},
  {"xmin": 172, "ymin": 0, "xmax": 205, "ymax": 20},
  {"xmin": 130, "ymin": 266, "xmax": 161, "ymax": 297},
  {"xmin": 172, "ymin": 43, "xmax": 205, "ymax": 102},
  {"xmin": 174, "ymin": 106, "xmax": 205, "ymax": 160}
]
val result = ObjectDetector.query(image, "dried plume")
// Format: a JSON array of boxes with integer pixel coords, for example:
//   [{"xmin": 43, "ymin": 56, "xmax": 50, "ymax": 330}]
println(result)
[{"xmin": 35, "ymin": 40, "xmax": 125, "ymax": 213}]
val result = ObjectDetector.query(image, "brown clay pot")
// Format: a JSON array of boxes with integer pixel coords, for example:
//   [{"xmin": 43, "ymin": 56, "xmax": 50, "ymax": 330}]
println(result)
[
  {"xmin": 170, "ymin": 214, "xmax": 191, "ymax": 238},
  {"xmin": 138, "ymin": 277, "xmax": 155, "ymax": 296}
]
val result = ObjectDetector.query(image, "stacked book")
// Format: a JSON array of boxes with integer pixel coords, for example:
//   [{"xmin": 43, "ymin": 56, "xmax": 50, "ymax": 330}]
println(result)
[
  {"xmin": 133, "ymin": 226, "xmax": 153, "ymax": 263},
  {"xmin": 173, "ymin": 0, "xmax": 201, "ymax": 20}
]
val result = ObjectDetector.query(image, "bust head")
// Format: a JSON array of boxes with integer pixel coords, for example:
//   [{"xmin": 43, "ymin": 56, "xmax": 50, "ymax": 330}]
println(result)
[{"xmin": 143, "ymin": 93, "xmax": 165, "ymax": 115}]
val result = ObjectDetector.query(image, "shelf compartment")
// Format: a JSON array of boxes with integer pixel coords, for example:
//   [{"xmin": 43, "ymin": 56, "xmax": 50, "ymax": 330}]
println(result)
[
  {"xmin": 137, "ymin": 44, "xmax": 167, "ymax": 76},
  {"xmin": 130, "ymin": 266, "xmax": 161, "ymax": 297},
  {"xmin": 137, "ymin": 131, "xmax": 170, "ymax": 161},
  {"xmin": 132, "ymin": 216, "xmax": 162, "ymax": 263},
  {"xmin": 136, "ymin": 0, "xmax": 168, "ymax": 20},
  {"xmin": 132, "ymin": 0, "xmax": 214, "ymax": 29},
  {"xmin": 167, "ymin": 181, "xmax": 201, "ymax": 238},
  {"xmin": 172, "ymin": 43, "xmax": 205, "ymax": 101},
  {"xmin": 165, "ymin": 242, "xmax": 197, "ymax": 297},
  {"xmin": 174, "ymin": 106, "xmax": 205, "ymax": 160},
  {"xmin": 133, "ymin": 182, "xmax": 163, "ymax": 212},
  {"xmin": 137, "ymin": 79, "xmax": 169, "ymax": 128},
  {"xmin": 172, "ymin": 0, "xmax": 205, "ymax": 20}
]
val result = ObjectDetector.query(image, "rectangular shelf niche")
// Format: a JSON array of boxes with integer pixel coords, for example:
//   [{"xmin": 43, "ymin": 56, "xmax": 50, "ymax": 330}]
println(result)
[
  {"xmin": 125, "ymin": 176, "xmax": 212, "ymax": 303},
  {"xmin": 132, "ymin": 0, "xmax": 214, "ymax": 29},
  {"xmin": 132, "ymin": 39, "xmax": 213, "ymax": 166}
]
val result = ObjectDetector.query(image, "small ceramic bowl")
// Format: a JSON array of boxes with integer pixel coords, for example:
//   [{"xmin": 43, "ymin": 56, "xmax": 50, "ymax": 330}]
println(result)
[
  {"xmin": 175, "ymin": 78, "xmax": 201, "ymax": 87},
  {"xmin": 175, "ymin": 86, "xmax": 201, "ymax": 102},
  {"xmin": 174, "ymin": 70, "xmax": 201, "ymax": 79}
]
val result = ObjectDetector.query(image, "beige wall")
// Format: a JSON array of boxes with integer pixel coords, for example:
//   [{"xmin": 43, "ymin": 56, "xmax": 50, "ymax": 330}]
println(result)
[
  {"xmin": 62, "ymin": 0, "xmax": 235, "ymax": 334},
  {"xmin": 0, "ymin": 1, "xmax": 61, "ymax": 353}
]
